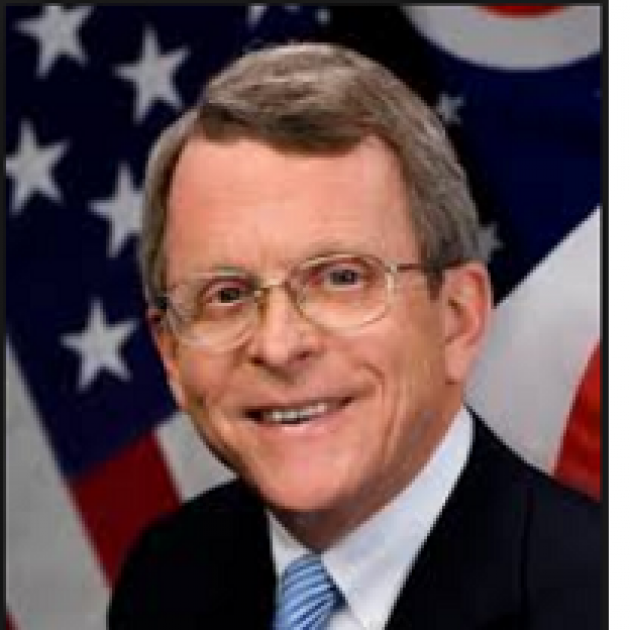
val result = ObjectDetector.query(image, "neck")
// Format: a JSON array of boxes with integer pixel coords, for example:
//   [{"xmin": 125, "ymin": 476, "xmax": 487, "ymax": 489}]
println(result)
[{"xmin": 273, "ymin": 398, "xmax": 462, "ymax": 550}]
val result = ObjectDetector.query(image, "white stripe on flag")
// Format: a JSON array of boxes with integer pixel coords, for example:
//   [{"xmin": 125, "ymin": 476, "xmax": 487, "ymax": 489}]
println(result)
[
  {"xmin": 467, "ymin": 207, "xmax": 600, "ymax": 472},
  {"xmin": 156, "ymin": 410, "xmax": 234, "ymax": 501},
  {"xmin": 6, "ymin": 341, "xmax": 109, "ymax": 630}
]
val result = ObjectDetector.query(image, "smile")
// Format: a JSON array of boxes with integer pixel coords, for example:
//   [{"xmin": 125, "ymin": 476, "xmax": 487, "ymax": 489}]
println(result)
[{"xmin": 248, "ymin": 399, "xmax": 347, "ymax": 426}]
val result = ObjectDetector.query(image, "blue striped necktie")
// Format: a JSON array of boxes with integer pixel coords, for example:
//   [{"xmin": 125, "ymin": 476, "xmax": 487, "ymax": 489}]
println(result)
[{"xmin": 273, "ymin": 553, "xmax": 342, "ymax": 630}]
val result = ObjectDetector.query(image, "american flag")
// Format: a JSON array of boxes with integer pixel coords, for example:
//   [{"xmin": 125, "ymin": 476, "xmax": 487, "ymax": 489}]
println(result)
[{"xmin": 6, "ymin": 6, "xmax": 601, "ymax": 629}]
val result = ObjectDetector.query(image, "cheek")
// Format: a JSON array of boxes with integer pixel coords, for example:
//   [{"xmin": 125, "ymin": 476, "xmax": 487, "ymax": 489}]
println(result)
[
  {"xmin": 174, "ymin": 354, "xmax": 246, "ymax": 466},
  {"xmin": 174, "ymin": 351, "xmax": 235, "ymax": 414},
  {"xmin": 378, "ymin": 306, "xmax": 447, "ymax": 414}
]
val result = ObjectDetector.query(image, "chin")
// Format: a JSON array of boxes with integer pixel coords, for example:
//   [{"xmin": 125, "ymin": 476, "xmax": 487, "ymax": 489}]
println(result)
[{"xmin": 257, "ymin": 474, "xmax": 347, "ymax": 515}]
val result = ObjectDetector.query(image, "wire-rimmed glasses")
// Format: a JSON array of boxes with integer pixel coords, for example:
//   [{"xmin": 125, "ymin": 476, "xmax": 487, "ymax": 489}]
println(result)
[{"xmin": 154, "ymin": 252, "xmax": 428, "ymax": 353}]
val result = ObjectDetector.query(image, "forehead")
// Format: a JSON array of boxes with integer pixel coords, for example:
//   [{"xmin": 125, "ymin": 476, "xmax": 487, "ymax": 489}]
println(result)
[{"xmin": 164, "ymin": 136, "xmax": 418, "ymax": 279}]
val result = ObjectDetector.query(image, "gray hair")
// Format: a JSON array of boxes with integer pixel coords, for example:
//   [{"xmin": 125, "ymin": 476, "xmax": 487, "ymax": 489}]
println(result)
[{"xmin": 140, "ymin": 42, "xmax": 483, "ymax": 303}]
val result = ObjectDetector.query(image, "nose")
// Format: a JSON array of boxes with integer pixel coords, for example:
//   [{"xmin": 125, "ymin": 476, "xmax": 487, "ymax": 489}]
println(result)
[{"xmin": 245, "ymin": 283, "xmax": 322, "ymax": 371}]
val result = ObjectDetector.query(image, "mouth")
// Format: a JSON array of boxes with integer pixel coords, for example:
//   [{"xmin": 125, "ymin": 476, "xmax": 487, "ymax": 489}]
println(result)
[{"xmin": 246, "ymin": 398, "xmax": 350, "ymax": 426}]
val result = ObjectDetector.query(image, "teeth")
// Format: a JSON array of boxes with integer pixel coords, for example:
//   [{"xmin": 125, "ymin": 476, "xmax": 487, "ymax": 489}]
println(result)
[{"xmin": 263, "ymin": 402, "xmax": 331, "ymax": 424}]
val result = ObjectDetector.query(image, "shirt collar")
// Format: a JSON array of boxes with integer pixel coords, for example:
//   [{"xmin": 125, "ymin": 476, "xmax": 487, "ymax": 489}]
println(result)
[{"xmin": 268, "ymin": 407, "xmax": 473, "ymax": 629}]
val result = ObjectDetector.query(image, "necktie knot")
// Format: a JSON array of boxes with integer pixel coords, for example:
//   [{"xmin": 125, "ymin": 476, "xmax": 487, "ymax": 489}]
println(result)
[{"xmin": 273, "ymin": 553, "xmax": 342, "ymax": 630}]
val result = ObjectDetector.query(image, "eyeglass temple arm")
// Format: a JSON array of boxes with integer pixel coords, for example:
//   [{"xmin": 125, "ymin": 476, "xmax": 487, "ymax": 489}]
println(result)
[
  {"xmin": 392, "ymin": 262, "xmax": 425, "ymax": 273},
  {"xmin": 152, "ymin": 294, "xmax": 169, "ymax": 312}
]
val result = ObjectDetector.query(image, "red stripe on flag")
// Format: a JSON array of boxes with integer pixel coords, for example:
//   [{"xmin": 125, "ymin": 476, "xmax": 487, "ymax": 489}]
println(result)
[
  {"xmin": 71, "ymin": 433, "xmax": 181, "ymax": 584},
  {"xmin": 555, "ymin": 344, "xmax": 601, "ymax": 500},
  {"xmin": 6, "ymin": 611, "xmax": 16, "ymax": 630},
  {"xmin": 482, "ymin": 6, "xmax": 564, "ymax": 17}
]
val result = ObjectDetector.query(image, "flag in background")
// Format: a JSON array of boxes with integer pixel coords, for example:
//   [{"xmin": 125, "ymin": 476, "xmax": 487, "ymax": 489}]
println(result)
[{"xmin": 6, "ymin": 6, "xmax": 601, "ymax": 629}]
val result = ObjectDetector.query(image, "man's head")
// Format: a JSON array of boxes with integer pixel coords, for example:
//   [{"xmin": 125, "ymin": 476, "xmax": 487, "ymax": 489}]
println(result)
[
  {"xmin": 141, "ymin": 43, "xmax": 482, "ymax": 305},
  {"xmin": 141, "ymin": 42, "xmax": 492, "ymax": 548}
]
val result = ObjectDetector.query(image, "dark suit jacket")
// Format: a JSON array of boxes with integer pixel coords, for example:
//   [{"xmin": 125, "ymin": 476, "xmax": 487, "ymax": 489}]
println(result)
[{"xmin": 108, "ymin": 418, "xmax": 601, "ymax": 629}]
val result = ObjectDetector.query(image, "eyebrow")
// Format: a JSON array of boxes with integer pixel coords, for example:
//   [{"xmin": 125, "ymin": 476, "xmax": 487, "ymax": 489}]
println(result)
[
  {"xmin": 168, "ymin": 244, "xmax": 389, "ymax": 287},
  {"xmin": 165, "ymin": 265, "xmax": 255, "ymax": 290},
  {"xmin": 205, "ymin": 265, "xmax": 255, "ymax": 276}
]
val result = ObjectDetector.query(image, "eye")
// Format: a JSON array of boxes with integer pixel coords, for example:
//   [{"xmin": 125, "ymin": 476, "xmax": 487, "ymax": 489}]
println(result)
[
  {"xmin": 213, "ymin": 284, "xmax": 248, "ymax": 304},
  {"xmin": 201, "ymin": 278, "xmax": 252, "ymax": 306},
  {"xmin": 327, "ymin": 266, "xmax": 363, "ymax": 287},
  {"xmin": 185, "ymin": 276, "xmax": 256, "ymax": 322},
  {"xmin": 306, "ymin": 257, "xmax": 374, "ymax": 292}
]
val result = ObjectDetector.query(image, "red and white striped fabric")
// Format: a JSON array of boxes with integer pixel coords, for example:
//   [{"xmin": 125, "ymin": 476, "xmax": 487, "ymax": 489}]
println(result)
[{"xmin": 468, "ymin": 207, "xmax": 601, "ymax": 499}]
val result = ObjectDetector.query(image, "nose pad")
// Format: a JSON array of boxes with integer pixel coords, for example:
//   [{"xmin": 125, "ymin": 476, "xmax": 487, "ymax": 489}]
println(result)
[{"xmin": 246, "ymin": 284, "xmax": 320, "ymax": 369}]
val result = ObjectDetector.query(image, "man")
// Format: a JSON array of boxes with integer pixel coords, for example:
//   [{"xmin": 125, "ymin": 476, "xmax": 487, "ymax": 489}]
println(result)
[{"xmin": 108, "ymin": 42, "xmax": 600, "ymax": 629}]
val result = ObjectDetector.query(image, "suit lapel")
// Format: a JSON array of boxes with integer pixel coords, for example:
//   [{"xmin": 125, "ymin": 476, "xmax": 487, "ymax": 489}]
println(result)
[
  {"xmin": 202, "ymin": 421, "xmax": 530, "ymax": 628},
  {"xmin": 196, "ymin": 481, "xmax": 277, "ymax": 628},
  {"xmin": 385, "ymin": 419, "xmax": 528, "ymax": 630}
]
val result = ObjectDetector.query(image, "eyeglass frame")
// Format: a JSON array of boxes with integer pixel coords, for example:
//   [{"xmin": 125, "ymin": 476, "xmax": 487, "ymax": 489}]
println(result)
[{"xmin": 152, "ymin": 251, "xmax": 437, "ymax": 353}]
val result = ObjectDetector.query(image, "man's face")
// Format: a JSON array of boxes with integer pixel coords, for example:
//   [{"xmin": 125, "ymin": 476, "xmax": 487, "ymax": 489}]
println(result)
[{"xmin": 155, "ymin": 135, "xmax": 486, "ymax": 546}]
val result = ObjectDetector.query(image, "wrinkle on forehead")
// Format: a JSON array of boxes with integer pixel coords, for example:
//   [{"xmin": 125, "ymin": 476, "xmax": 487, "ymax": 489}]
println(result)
[{"xmin": 163, "ymin": 135, "xmax": 418, "ymax": 285}]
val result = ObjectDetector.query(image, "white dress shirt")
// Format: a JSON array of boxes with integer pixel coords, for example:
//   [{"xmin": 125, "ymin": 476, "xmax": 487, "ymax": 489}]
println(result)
[{"xmin": 268, "ymin": 406, "xmax": 473, "ymax": 630}]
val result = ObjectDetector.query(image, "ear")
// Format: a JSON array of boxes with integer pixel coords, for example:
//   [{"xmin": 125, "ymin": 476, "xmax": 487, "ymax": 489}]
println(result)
[
  {"xmin": 147, "ymin": 306, "xmax": 187, "ymax": 409},
  {"xmin": 439, "ymin": 262, "xmax": 493, "ymax": 384}
]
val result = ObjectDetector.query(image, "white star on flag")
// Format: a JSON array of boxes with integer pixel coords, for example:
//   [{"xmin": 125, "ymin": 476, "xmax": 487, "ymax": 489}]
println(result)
[
  {"xmin": 435, "ymin": 92, "xmax": 465, "ymax": 126},
  {"xmin": 115, "ymin": 29, "xmax": 188, "ymax": 123},
  {"xmin": 15, "ymin": 5, "xmax": 92, "ymax": 77},
  {"xmin": 90, "ymin": 165, "xmax": 143, "ymax": 258},
  {"xmin": 61, "ymin": 301, "xmax": 137, "ymax": 392},
  {"xmin": 6, "ymin": 122, "xmax": 67, "ymax": 214},
  {"xmin": 247, "ymin": 5, "xmax": 329, "ymax": 28},
  {"xmin": 247, "ymin": 5, "xmax": 268, "ymax": 27},
  {"xmin": 478, "ymin": 223, "xmax": 504, "ymax": 264},
  {"xmin": 315, "ymin": 8, "xmax": 331, "ymax": 25}
]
